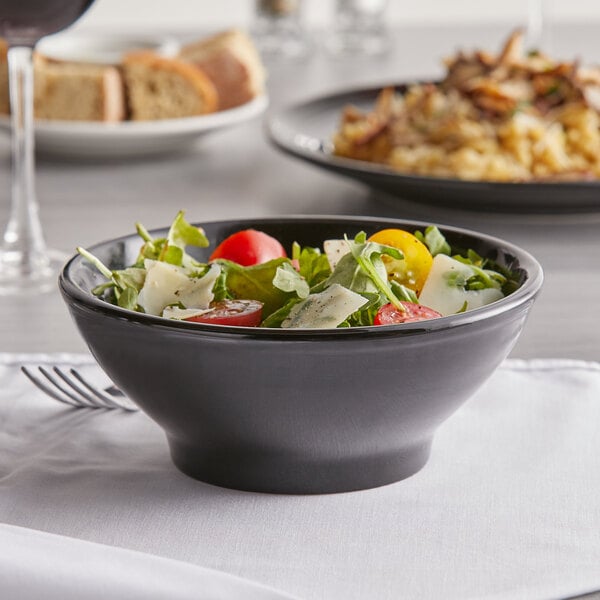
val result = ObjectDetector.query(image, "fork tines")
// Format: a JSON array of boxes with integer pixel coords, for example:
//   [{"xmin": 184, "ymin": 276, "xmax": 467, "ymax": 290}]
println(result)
[{"xmin": 21, "ymin": 366, "xmax": 137, "ymax": 412}]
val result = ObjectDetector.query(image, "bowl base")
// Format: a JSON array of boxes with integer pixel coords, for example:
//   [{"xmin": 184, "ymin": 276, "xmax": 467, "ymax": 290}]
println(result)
[{"xmin": 168, "ymin": 439, "xmax": 433, "ymax": 495}]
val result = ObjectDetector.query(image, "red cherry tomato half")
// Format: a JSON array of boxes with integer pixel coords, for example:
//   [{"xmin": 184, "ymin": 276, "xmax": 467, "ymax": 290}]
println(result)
[
  {"xmin": 184, "ymin": 300, "xmax": 263, "ymax": 327},
  {"xmin": 209, "ymin": 229, "xmax": 286, "ymax": 266},
  {"xmin": 374, "ymin": 302, "xmax": 442, "ymax": 325}
]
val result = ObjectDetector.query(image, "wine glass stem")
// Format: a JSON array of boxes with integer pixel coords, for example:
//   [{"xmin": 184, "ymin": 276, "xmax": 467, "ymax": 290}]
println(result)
[
  {"xmin": 2, "ymin": 45, "xmax": 49, "ymax": 275},
  {"xmin": 527, "ymin": 0, "xmax": 545, "ymax": 50}
]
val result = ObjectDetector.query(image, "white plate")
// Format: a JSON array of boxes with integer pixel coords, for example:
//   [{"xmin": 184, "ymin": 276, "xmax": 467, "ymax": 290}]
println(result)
[
  {"xmin": 36, "ymin": 32, "xmax": 181, "ymax": 64},
  {"xmin": 0, "ymin": 95, "xmax": 268, "ymax": 159}
]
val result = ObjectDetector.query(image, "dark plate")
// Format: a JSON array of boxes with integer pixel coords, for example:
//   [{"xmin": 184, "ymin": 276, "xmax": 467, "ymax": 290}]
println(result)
[{"xmin": 266, "ymin": 83, "xmax": 600, "ymax": 214}]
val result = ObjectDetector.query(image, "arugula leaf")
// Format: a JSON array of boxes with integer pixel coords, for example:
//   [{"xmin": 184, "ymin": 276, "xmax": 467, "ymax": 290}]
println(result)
[
  {"xmin": 314, "ymin": 233, "xmax": 405, "ymax": 312},
  {"xmin": 414, "ymin": 226, "xmax": 451, "ymax": 256},
  {"xmin": 499, "ymin": 269, "xmax": 522, "ymax": 296},
  {"xmin": 464, "ymin": 248, "xmax": 485, "ymax": 267},
  {"xmin": 77, "ymin": 246, "xmax": 113, "ymax": 280},
  {"xmin": 261, "ymin": 297, "xmax": 303, "ymax": 328},
  {"xmin": 160, "ymin": 245, "xmax": 184, "ymax": 266},
  {"xmin": 91, "ymin": 281, "xmax": 115, "ymax": 296},
  {"xmin": 116, "ymin": 286, "xmax": 139, "ymax": 311},
  {"xmin": 77, "ymin": 247, "xmax": 146, "ymax": 311},
  {"xmin": 341, "ymin": 293, "xmax": 382, "ymax": 327},
  {"xmin": 292, "ymin": 243, "xmax": 331, "ymax": 288},
  {"xmin": 451, "ymin": 253, "xmax": 506, "ymax": 290},
  {"xmin": 468, "ymin": 266, "xmax": 505, "ymax": 290},
  {"xmin": 273, "ymin": 262, "xmax": 310, "ymax": 299},
  {"xmin": 113, "ymin": 267, "xmax": 146, "ymax": 292},
  {"xmin": 211, "ymin": 268, "xmax": 233, "ymax": 303},
  {"xmin": 133, "ymin": 222, "xmax": 167, "ymax": 265},
  {"xmin": 390, "ymin": 281, "xmax": 418, "ymax": 303},
  {"xmin": 133, "ymin": 211, "xmax": 209, "ymax": 267},
  {"xmin": 466, "ymin": 253, "xmax": 521, "ymax": 296},
  {"xmin": 457, "ymin": 301, "xmax": 468, "ymax": 313},
  {"xmin": 135, "ymin": 222, "xmax": 154, "ymax": 243},
  {"xmin": 167, "ymin": 210, "xmax": 209, "ymax": 251},
  {"xmin": 316, "ymin": 251, "xmax": 372, "ymax": 294},
  {"xmin": 308, "ymin": 233, "xmax": 410, "ymax": 322},
  {"xmin": 135, "ymin": 238, "xmax": 165, "ymax": 265},
  {"xmin": 341, "ymin": 234, "xmax": 404, "ymax": 308}
]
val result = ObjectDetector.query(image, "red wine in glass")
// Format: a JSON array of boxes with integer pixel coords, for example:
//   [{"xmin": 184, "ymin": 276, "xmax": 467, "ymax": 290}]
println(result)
[
  {"xmin": 0, "ymin": 0, "xmax": 95, "ymax": 45},
  {"xmin": 0, "ymin": 0, "xmax": 95, "ymax": 295}
]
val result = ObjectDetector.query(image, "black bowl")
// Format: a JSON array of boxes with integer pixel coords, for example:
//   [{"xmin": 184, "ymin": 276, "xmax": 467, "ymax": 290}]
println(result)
[{"xmin": 59, "ymin": 216, "xmax": 543, "ymax": 494}]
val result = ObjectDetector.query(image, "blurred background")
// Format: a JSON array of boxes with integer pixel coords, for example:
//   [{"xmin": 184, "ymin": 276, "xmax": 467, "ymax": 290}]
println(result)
[
  {"xmin": 67, "ymin": 0, "xmax": 600, "ymax": 31},
  {"xmin": 57, "ymin": 0, "xmax": 600, "ymax": 72}
]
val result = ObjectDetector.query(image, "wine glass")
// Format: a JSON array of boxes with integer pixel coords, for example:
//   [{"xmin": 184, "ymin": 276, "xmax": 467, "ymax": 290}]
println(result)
[
  {"xmin": 252, "ymin": 0, "xmax": 311, "ymax": 60},
  {"xmin": 325, "ymin": 0, "xmax": 390, "ymax": 57},
  {"xmin": 527, "ymin": 0, "xmax": 548, "ymax": 51},
  {"xmin": 0, "ymin": 0, "xmax": 95, "ymax": 295}
]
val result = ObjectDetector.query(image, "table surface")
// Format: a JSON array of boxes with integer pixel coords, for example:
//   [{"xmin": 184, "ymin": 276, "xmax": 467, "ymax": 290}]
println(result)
[
  {"xmin": 2, "ymin": 355, "xmax": 600, "ymax": 600},
  {"xmin": 0, "ymin": 22, "xmax": 599, "ymax": 360}
]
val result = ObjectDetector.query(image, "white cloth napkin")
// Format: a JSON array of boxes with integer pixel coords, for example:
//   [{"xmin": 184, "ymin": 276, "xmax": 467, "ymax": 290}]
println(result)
[
  {"xmin": 0, "ymin": 522, "xmax": 298, "ymax": 600},
  {"xmin": 1, "ymin": 353, "xmax": 600, "ymax": 600}
]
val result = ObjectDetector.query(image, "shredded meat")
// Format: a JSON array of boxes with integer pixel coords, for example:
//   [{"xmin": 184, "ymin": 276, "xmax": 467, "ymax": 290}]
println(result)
[{"xmin": 332, "ymin": 29, "xmax": 600, "ymax": 182}]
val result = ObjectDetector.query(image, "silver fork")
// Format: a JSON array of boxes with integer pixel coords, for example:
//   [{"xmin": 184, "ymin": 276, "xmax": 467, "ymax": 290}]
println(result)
[{"xmin": 21, "ymin": 365, "xmax": 138, "ymax": 412}]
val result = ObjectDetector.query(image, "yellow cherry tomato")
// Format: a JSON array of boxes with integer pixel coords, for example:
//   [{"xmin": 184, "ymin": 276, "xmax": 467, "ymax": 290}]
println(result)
[{"xmin": 368, "ymin": 229, "xmax": 433, "ymax": 293}]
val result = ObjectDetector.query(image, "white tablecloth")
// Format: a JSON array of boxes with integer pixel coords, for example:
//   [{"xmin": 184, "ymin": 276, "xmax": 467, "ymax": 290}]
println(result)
[{"xmin": 1, "ymin": 353, "xmax": 599, "ymax": 600}]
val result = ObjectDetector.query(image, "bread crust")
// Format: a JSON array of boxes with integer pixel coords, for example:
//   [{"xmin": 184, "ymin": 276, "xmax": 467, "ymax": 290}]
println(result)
[
  {"xmin": 179, "ymin": 29, "xmax": 265, "ymax": 111},
  {"xmin": 0, "ymin": 39, "xmax": 9, "ymax": 115},
  {"xmin": 122, "ymin": 51, "xmax": 218, "ymax": 120}
]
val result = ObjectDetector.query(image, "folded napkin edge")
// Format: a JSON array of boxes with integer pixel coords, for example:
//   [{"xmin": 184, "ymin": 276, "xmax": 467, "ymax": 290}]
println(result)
[
  {"xmin": 502, "ymin": 358, "xmax": 600, "ymax": 372},
  {"xmin": 0, "ymin": 522, "xmax": 300, "ymax": 600}
]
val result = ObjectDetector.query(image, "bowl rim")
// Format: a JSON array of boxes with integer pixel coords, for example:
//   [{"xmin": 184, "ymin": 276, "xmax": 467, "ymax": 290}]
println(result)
[{"xmin": 59, "ymin": 215, "xmax": 544, "ymax": 339}]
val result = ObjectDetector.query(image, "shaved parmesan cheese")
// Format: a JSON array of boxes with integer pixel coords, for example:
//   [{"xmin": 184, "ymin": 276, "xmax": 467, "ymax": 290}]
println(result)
[
  {"xmin": 418, "ymin": 254, "xmax": 504, "ymax": 316},
  {"xmin": 137, "ymin": 261, "xmax": 220, "ymax": 316},
  {"xmin": 281, "ymin": 283, "xmax": 367, "ymax": 329},
  {"xmin": 162, "ymin": 306, "xmax": 214, "ymax": 320},
  {"xmin": 323, "ymin": 239, "xmax": 350, "ymax": 270}
]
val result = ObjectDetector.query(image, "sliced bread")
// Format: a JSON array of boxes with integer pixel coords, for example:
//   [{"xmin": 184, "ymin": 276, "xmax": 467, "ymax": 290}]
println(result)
[
  {"xmin": 32, "ymin": 55, "xmax": 126, "ymax": 122},
  {"xmin": 179, "ymin": 29, "xmax": 265, "ymax": 111},
  {"xmin": 122, "ymin": 51, "xmax": 218, "ymax": 121}
]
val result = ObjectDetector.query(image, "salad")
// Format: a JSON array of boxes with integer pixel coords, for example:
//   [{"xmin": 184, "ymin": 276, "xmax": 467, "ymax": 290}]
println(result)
[{"xmin": 78, "ymin": 212, "xmax": 519, "ymax": 329}]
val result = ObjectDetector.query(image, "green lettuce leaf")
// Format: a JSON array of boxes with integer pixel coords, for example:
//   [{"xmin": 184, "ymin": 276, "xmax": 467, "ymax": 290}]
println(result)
[
  {"xmin": 78, "ymin": 248, "xmax": 146, "ymax": 311},
  {"xmin": 211, "ymin": 267, "xmax": 233, "ymax": 303},
  {"xmin": 292, "ymin": 243, "xmax": 331, "ymax": 288},
  {"xmin": 390, "ymin": 281, "xmax": 419, "ymax": 303},
  {"xmin": 261, "ymin": 297, "xmax": 304, "ymax": 328},
  {"xmin": 451, "ymin": 251, "xmax": 507, "ymax": 291},
  {"xmin": 318, "ymin": 233, "xmax": 403, "ymax": 308},
  {"xmin": 339, "ymin": 293, "xmax": 381, "ymax": 327},
  {"xmin": 167, "ymin": 210, "xmax": 209, "ymax": 251},
  {"xmin": 115, "ymin": 286, "xmax": 139, "ymax": 311},
  {"xmin": 216, "ymin": 257, "xmax": 294, "ymax": 317},
  {"xmin": 134, "ymin": 211, "xmax": 209, "ymax": 267},
  {"xmin": 273, "ymin": 262, "xmax": 310, "ymax": 299},
  {"xmin": 414, "ymin": 226, "xmax": 451, "ymax": 256}
]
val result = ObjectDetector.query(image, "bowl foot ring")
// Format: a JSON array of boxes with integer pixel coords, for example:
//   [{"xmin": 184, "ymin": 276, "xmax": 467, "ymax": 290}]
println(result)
[{"xmin": 168, "ymin": 438, "xmax": 433, "ymax": 495}]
